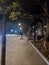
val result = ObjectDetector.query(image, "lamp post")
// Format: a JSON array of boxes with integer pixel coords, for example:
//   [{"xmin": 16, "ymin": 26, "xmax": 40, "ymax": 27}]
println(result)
[
  {"xmin": 0, "ymin": 1, "xmax": 7, "ymax": 65},
  {"xmin": 1, "ymin": 12, "xmax": 6, "ymax": 65}
]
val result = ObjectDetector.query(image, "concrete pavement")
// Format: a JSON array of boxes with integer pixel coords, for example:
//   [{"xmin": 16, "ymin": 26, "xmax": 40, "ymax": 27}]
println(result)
[{"xmin": 6, "ymin": 36, "xmax": 47, "ymax": 65}]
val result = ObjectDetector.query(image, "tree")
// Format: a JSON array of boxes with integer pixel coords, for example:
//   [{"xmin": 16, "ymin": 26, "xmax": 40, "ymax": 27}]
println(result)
[
  {"xmin": 6, "ymin": 1, "xmax": 22, "ymax": 20},
  {"xmin": 41, "ymin": 2, "xmax": 49, "ymax": 49}
]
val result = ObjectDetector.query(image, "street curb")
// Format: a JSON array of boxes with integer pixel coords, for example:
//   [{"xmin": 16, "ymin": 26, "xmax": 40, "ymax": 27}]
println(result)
[{"xmin": 29, "ymin": 41, "xmax": 49, "ymax": 65}]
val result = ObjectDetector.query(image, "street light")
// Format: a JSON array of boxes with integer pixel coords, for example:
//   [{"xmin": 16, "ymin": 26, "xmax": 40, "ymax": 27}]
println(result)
[
  {"xmin": 20, "ymin": 27, "xmax": 22, "ymax": 31},
  {"xmin": 18, "ymin": 23, "xmax": 21, "ymax": 26},
  {"xmin": 44, "ymin": 25, "xmax": 47, "ymax": 28},
  {"xmin": 10, "ymin": 29, "xmax": 13, "ymax": 32},
  {"xmin": 18, "ymin": 23, "xmax": 22, "ymax": 31},
  {"xmin": 33, "ymin": 26, "xmax": 34, "ymax": 28}
]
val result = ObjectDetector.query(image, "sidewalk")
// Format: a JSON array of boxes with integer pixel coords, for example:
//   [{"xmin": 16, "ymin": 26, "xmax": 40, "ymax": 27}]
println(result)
[{"xmin": 6, "ymin": 36, "xmax": 47, "ymax": 65}]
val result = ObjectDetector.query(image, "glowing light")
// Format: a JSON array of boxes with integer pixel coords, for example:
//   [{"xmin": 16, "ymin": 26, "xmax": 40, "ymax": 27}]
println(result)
[
  {"xmin": 33, "ymin": 26, "xmax": 34, "ymax": 28},
  {"xmin": 18, "ymin": 23, "xmax": 21, "ymax": 26},
  {"xmin": 15, "ymin": 30, "xmax": 17, "ymax": 33},
  {"xmin": 11, "ymin": 29, "xmax": 13, "ymax": 32},
  {"xmin": 44, "ymin": 25, "xmax": 47, "ymax": 28},
  {"xmin": 36, "ymin": 31, "xmax": 37, "ymax": 33},
  {"xmin": 20, "ymin": 27, "xmax": 22, "ymax": 30}
]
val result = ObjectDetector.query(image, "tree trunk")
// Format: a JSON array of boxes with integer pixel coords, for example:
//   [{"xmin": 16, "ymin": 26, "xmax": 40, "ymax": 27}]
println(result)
[{"xmin": 41, "ymin": 2, "xmax": 48, "ymax": 49}]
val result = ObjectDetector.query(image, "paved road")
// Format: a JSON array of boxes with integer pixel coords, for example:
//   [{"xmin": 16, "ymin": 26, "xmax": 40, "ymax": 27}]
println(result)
[{"xmin": 6, "ymin": 36, "xmax": 47, "ymax": 65}]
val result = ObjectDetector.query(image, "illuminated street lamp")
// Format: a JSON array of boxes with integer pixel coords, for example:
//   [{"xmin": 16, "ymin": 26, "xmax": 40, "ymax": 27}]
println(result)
[
  {"xmin": 20, "ymin": 27, "xmax": 22, "ymax": 31},
  {"xmin": 44, "ymin": 25, "xmax": 47, "ymax": 28},
  {"xmin": 18, "ymin": 23, "xmax": 21, "ymax": 26},
  {"xmin": 33, "ymin": 26, "xmax": 34, "ymax": 28},
  {"xmin": 10, "ymin": 29, "xmax": 13, "ymax": 32}
]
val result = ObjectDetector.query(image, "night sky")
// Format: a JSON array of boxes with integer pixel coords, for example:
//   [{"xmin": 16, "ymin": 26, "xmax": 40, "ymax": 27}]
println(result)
[
  {"xmin": 0, "ymin": 0, "xmax": 49, "ymax": 34},
  {"xmin": 7, "ymin": 0, "xmax": 45, "ymax": 15}
]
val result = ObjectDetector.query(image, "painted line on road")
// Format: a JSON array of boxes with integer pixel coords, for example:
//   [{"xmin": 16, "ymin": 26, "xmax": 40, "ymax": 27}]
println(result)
[{"xmin": 29, "ymin": 41, "xmax": 49, "ymax": 65}]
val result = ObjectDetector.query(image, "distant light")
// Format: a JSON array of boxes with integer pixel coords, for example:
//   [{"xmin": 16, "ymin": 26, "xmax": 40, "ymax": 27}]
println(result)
[
  {"xmin": 39, "ymin": 31, "xmax": 41, "ymax": 34},
  {"xmin": 44, "ymin": 25, "xmax": 47, "ymax": 28},
  {"xmin": 29, "ymin": 15, "xmax": 32, "ymax": 17},
  {"xmin": 18, "ymin": 23, "xmax": 21, "ymax": 26},
  {"xmin": 15, "ymin": 30, "xmax": 17, "ymax": 33},
  {"xmin": 20, "ymin": 27, "xmax": 22, "ymax": 30},
  {"xmin": 36, "ymin": 31, "xmax": 37, "ymax": 33},
  {"xmin": 33, "ymin": 26, "xmax": 34, "ymax": 28},
  {"xmin": 11, "ymin": 29, "xmax": 13, "ymax": 32}
]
